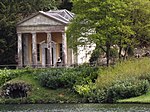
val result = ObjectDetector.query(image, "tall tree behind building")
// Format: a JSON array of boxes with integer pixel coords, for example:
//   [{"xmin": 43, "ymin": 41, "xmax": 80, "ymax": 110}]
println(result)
[
  {"xmin": 67, "ymin": 0, "xmax": 150, "ymax": 66},
  {"xmin": 58, "ymin": 0, "xmax": 72, "ymax": 11}
]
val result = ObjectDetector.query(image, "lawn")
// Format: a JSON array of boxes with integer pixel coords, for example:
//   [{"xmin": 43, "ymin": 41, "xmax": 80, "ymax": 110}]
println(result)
[
  {"xmin": 1, "ymin": 58, "xmax": 150, "ymax": 104},
  {"xmin": 118, "ymin": 91, "xmax": 150, "ymax": 103},
  {"xmin": 0, "ymin": 74, "xmax": 82, "ymax": 104}
]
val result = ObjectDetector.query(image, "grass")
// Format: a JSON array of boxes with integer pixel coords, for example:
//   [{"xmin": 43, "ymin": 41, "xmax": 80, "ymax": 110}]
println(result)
[
  {"xmin": 0, "ymin": 73, "xmax": 82, "ymax": 104},
  {"xmin": 0, "ymin": 66, "xmax": 98, "ymax": 104},
  {"xmin": 96, "ymin": 57, "xmax": 150, "ymax": 88},
  {"xmin": 95, "ymin": 57, "xmax": 150, "ymax": 103},
  {"xmin": 1, "ymin": 58, "xmax": 150, "ymax": 104},
  {"xmin": 118, "ymin": 91, "xmax": 150, "ymax": 103}
]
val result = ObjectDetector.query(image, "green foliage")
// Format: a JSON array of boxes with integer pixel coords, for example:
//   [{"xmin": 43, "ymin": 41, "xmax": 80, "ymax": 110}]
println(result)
[
  {"xmin": 67, "ymin": 0, "xmax": 150, "ymax": 65},
  {"xmin": 0, "ymin": 67, "xmax": 98, "ymax": 104},
  {"xmin": 37, "ymin": 66, "xmax": 99, "ymax": 89},
  {"xmin": 58, "ymin": 0, "xmax": 72, "ymax": 11},
  {"xmin": 94, "ymin": 58, "xmax": 150, "ymax": 103},
  {"xmin": 84, "ymin": 78, "xmax": 150, "ymax": 103},
  {"xmin": 0, "ymin": 0, "xmax": 57, "ymax": 65},
  {"xmin": 0, "ymin": 69, "xmax": 21, "ymax": 86},
  {"xmin": 97, "ymin": 58, "xmax": 150, "ymax": 88},
  {"xmin": 89, "ymin": 46, "xmax": 102, "ymax": 65},
  {"xmin": 0, "ymin": 68, "xmax": 41, "ymax": 86},
  {"xmin": 139, "ymin": 73, "xmax": 150, "ymax": 83},
  {"xmin": 128, "ymin": 0, "xmax": 150, "ymax": 47},
  {"xmin": 1, "ymin": 80, "xmax": 31, "ymax": 98},
  {"xmin": 74, "ymin": 65, "xmax": 99, "ymax": 83},
  {"xmin": 37, "ymin": 69, "xmax": 65, "ymax": 89},
  {"xmin": 74, "ymin": 78, "xmax": 150, "ymax": 103},
  {"xmin": 0, "ymin": 71, "xmax": 82, "ymax": 104},
  {"xmin": 107, "ymin": 79, "xmax": 149, "ymax": 102},
  {"xmin": 0, "ymin": 62, "xmax": 150, "ymax": 104},
  {"xmin": 73, "ymin": 82, "xmax": 98, "ymax": 103},
  {"xmin": 96, "ymin": 88, "xmax": 108, "ymax": 103},
  {"xmin": 118, "ymin": 91, "xmax": 150, "ymax": 103},
  {"xmin": 67, "ymin": 0, "xmax": 134, "ymax": 65},
  {"xmin": 110, "ymin": 47, "xmax": 119, "ymax": 58}
]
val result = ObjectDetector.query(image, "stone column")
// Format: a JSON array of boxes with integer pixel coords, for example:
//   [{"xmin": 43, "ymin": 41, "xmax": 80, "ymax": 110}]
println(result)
[
  {"xmin": 53, "ymin": 42, "xmax": 57, "ymax": 66},
  {"xmin": 32, "ymin": 32, "xmax": 37, "ymax": 67},
  {"xmin": 47, "ymin": 32, "xmax": 52, "ymax": 67},
  {"xmin": 41, "ymin": 43, "xmax": 46, "ymax": 68},
  {"xmin": 62, "ymin": 32, "xmax": 67, "ymax": 66},
  {"xmin": 67, "ymin": 48, "xmax": 74, "ymax": 66},
  {"xmin": 17, "ymin": 33, "xmax": 23, "ymax": 68},
  {"xmin": 23, "ymin": 34, "xmax": 29, "ymax": 66}
]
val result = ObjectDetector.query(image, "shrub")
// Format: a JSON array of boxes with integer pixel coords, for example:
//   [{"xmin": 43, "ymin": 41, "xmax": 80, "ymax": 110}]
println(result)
[
  {"xmin": 37, "ymin": 66, "xmax": 99, "ymax": 89},
  {"xmin": 1, "ymin": 80, "xmax": 32, "ymax": 98},
  {"xmin": 107, "ymin": 79, "xmax": 149, "ymax": 102},
  {"xmin": 73, "ymin": 82, "xmax": 97, "ymax": 103},
  {"xmin": 0, "ymin": 69, "xmax": 22, "ymax": 86},
  {"xmin": 37, "ymin": 68, "xmax": 81, "ymax": 89},
  {"xmin": 96, "ymin": 88, "xmax": 108, "ymax": 103},
  {"xmin": 95, "ymin": 58, "xmax": 150, "ymax": 102},
  {"xmin": 139, "ymin": 73, "xmax": 150, "ymax": 82},
  {"xmin": 73, "ymin": 65, "xmax": 99, "ymax": 83},
  {"xmin": 89, "ymin": 48, "xmax": 102, "ymax": 64},
  {"xmin": 97, "ymin": 58, "xmax": 150, "ymax": 89},
  {"xmin": 73, "ymin": 58, "xmax": 150, "ymax": 103},
  {"xmin": 37, "ymin": 69, "xmax": 64, "ymax": 89},
  {"xmin": 74, "ymin": 83, "xmax": 95, "ymax": 97},
  {"xmin": 60, "ymin": 71, "xmax": 78, "ymax": 88}
]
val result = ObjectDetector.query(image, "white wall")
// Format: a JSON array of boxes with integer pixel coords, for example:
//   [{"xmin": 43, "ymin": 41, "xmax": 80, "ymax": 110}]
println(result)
[{"xmin": 77, "ymin": 44, "xmax": 96, "ymax": 64}]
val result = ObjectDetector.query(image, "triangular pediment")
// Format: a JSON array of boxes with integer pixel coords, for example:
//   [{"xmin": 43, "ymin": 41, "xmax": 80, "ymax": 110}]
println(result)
[{"xmin": 18, "ymin": 14, "xmax": 63, "ymax": 26}]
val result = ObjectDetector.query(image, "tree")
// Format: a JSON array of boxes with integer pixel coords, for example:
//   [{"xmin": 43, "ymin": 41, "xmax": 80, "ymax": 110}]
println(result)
[
  {"xmin": 58, "ymin": 0, "xmax": 73, "ymax": 11},
  {"xmin": 117, "ymin": 0, "xmax": 150, "ymax": 58},
  {"xmin": 0, "ymin": 0, "xmax": 58, "ymax": 67},
  {"xmin": 67, "ymin": 0, "xmax": 133, "ymax": 66},
  {"xmin": 67, "ymin": 0, "xmax": 150, "ymax": 66},
  {"xmin": 129, "ymin": 0, "xmax": 150, "ymax": 47}
]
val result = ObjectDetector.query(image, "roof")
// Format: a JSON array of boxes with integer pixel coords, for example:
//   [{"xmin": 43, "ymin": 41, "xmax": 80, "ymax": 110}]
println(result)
[
  {"xmin": 17, "ymin": 9, "xmax": 74, "ymax": 26},
  {"xmin": 47, "ymin": 9, "xmax": 74, "ymax": 21}
]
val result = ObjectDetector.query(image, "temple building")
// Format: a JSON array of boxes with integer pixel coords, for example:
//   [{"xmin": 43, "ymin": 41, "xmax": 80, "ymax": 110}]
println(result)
[{"xmin": 16, "ymin": 9, "xmax": 95, "ymax": 68}]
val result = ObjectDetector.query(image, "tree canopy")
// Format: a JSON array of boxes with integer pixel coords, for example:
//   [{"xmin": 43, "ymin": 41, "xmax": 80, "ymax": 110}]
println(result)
[
  {"xmin": 67, "ymin": 0, "xmax": 150, "ymax": 65},
  {"xmin": 58, "ymin": 0, "xmax": 72, "ymax": 11}
]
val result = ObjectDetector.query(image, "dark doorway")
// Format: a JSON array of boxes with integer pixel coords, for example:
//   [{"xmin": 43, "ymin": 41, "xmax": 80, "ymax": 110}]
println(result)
[{"xmin": 52, "ymin": 48, "xmax": 54, "ymax": 65}]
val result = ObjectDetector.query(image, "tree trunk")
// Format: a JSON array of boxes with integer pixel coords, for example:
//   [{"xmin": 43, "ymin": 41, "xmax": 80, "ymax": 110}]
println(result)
[
  {"xmin": 118, "ymin": 39, "xmax": 122, "ymax": 59},
  {"xmin": 106, "ymin": 42, "xmax": 111, "ymax": 66},
  {"xmin": 119, "ymin": 46, "xmax": 122, "ymax": 59},
  {"xmin": 123, "ymin": 45, "xmax": 129, "ymax": 60}
]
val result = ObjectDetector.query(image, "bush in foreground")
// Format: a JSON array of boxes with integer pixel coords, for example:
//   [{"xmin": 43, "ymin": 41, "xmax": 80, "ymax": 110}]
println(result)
[
  {"xmin": 37, "ymin": 69, "xmax": 67, "ymax": 89},
  {"xmin": 97, "ymin": 58, "xmax": 150, "ymax": 88},
  {"xmin": 94, "ymin": 58, "xmax": 150, "ymax": 103},
  {"xmin": 107, "ymin": 78, "xmax": 149, "ymax": 102},
  {"xmin": 37, "ymin": 66, "xmax": 98, "ymax": 89},
  {"xmin": 1, "ymin": 80, "xmax": 31, "ymax": 98},
  {"xmin": 0, "ymin": 69, "xmax": 21, "ymax": 86}
]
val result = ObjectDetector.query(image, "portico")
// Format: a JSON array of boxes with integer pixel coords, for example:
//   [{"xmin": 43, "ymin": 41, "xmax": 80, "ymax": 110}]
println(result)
[{"xmin": 16, "ymin": 10, "xmax": 74, "ymax": 68}]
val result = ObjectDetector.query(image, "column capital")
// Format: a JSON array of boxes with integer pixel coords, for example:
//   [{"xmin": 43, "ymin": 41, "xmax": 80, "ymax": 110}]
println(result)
[
  {"xmin": 45, "ymin": 31, "xmax": 52, "ymax": 34},
  {"xmin": 31, "ymin": 32, "xmax": 36, "ymax": 34},
  {"xmin": 23, "ymin": 33, "xmax": 29, "ymax": 37},
  {"xmin": 61, "ymin": 31, "xmax": 65, "ymax": 33},
  {"xmin": 17, "ymin": 32, "xmax": 22, "ymax": 35}
]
